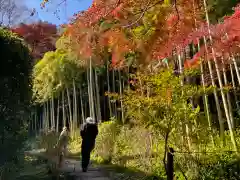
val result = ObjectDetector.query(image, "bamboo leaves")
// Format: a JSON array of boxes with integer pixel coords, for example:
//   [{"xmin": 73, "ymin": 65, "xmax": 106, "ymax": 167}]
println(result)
[{"xmin": 32, "ymin": 49, "xmax": 83, "ymax": 103}]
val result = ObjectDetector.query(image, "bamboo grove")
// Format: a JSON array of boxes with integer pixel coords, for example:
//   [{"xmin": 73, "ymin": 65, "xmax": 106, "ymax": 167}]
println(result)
[{"xmin": 30, "ymin": 0, "xmax": 240, "ymax": 153}]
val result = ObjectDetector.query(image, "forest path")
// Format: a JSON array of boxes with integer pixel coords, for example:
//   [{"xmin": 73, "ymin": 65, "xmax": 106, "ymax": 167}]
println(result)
[
  {"xmin": 59, "ymin": 159, "xmax": 110, "ymax": 180},
  {"xmin": 25, "ymin": 149, "xmax": 111, "ymax": 180}
]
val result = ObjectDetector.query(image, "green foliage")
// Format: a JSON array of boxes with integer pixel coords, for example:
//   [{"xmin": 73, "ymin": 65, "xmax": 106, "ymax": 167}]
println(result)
[
  {"xmin": 90, "ymin": 123, "xmax": 166, "ymax": 178},
  {"xmin": 198, "ymin": 153, "xmax": 240, "ymax": 179},
  {"xmin": 124, "ymin": 69, "xmax": 201, "ymax": 138},
  {"xmin": 0, "ymin": 28, "xmax": 32, "ymax": 171},
  {"xmin": 87, "ymin": 120, "xmax": 240, "ymax": 180},
  {"xmin": 93, "ymin": 120, "xmax": 120, "ymax": 163},
  {"xmin": 207, "ymin": 0, "xmax": 240, "ymax": 23},
  {"xmin": 32, "ymin": 49, "xmax": 84, "ymax": 102}
]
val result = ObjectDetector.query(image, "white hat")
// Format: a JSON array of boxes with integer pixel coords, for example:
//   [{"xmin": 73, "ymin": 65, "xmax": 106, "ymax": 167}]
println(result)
[{"xmin": 86, "ymin": 117, "xmax": 95, "ymax": 124}]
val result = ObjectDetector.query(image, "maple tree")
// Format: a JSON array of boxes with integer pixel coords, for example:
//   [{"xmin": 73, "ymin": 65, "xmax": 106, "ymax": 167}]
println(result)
[
  {"xmin": 62, "ymin": 0, "xmax": 207, "ymax": 70},
  {"xmin": 41, "ymin": 0, "xmax": 240, "ymax": 69},
  {"xmin": 11, "ymin": 21, "xmax": 59, "ymax": 61},
  {"xmin": 178, "ymin": 4, "xmax": 240, "ymax": 68}
]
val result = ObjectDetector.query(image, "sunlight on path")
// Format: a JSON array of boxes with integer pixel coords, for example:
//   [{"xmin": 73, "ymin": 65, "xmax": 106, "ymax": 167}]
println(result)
[
  {"xmin": 25, "ymin": 150, "xmax": 110, "ymax": 180},
  {"xmin": 61, "ymin": 159, "xmax": 110, "ymax": 180}
]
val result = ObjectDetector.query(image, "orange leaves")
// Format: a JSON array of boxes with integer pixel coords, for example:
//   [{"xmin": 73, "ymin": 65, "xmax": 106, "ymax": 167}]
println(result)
[
  {"xmin": 66, "ymin": 2, "xmax": 134, "ymax": 68},
  {"xmin": 111, "ymin": 3, "xmax": 124, "ymax": 19},
  {"xmin": 166, "ymin": 14, "xmax": 178, "ymax": 27},
  {"xmin": 184, "ymin": 59, "xmax": 200, "ymax": 69},
  {"xmin": 101, "ymin": 29, "xmax": 133, "ymax": 67},
  {"xmin": 66, "ymin": 0, "xmax": 201, "ymax": 67},
  {"xmin": 71, "ymin": 0, "xmax": 123, "ymax": 27}
]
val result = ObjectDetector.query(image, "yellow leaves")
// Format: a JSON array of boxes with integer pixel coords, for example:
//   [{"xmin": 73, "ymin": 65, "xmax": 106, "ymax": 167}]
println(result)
[
  {"xmin": 164, "ymin": 0, "xmax": 171, "ymax": 5},
  {"xmin": 132, "ymin": 26, "xmax": 145, "ymax": 39}
]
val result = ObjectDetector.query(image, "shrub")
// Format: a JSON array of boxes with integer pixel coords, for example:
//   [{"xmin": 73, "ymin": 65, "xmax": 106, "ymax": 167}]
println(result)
[
  {"xmin": 91, "ymin": 122, "xmax": 166, "ymax": 178},
  {"xmin": 198, "ymin": 153, "xmax": 240, "ymax": 179},
  {"xmin": 93, "ymin": 120, "xmax": 120, "ymax": 163},
  {"xmin": 0, "ymin": 28, "xmax": 32, "ymax": 178}
]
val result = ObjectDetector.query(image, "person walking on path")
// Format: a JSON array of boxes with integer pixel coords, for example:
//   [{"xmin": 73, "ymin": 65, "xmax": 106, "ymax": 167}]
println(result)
[
  {"xmin": 80, "ymin": 117, "xmax": 98, "ymax": 172},
  {"xmin": 56, "ymin": 126, "xmax": 70, "ymax": 168}
]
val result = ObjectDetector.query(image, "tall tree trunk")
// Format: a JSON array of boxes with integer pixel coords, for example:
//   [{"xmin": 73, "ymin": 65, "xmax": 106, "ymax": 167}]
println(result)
[
  {"xmin": 46, "ymin": 101, "xmax": 49, "ymax": 130},
  {"xmin": 43, "ymin": 103, "xmax": 47, "ymax": 131},
  {"xmin": 34, "ymin": 109, "xmax": 37, "ymax": 135},
  {"xmin": 177, "ymin": 52, "xmax": 191, "ymax": 150},
  {"xmin": 95, "ymin": 69, "xmax": 102, "ymax": 122},
  {"xmin": 107, "ymin": 61, "xmax": 113, "ymax": 118},
  {"xmin": 203, "ymin": 36, "xmax": 225, "ymax": 144},
  {"xmin": 118, "ymin": 69, "xmax": 125, "ymax": 124},
  {"xmin": 56, "ymin": 97, "xmax": 60, "ymax": 133},
  {"xmin": 88, "ymin": 57, "xmax": 95, "ymax": 121},
  {"xmin": 51, "ymin": 97, "xmax": 55, "ymax": 129},
  {"xmin": 192, "ymin": 0, "xmax": 214, "ymax": 145},
  {"xmin": 87, "ymin": 68, "xmax": 91, "ymax": 119},
  {"xmin": 203, "ymin": 0, "xmax": 237, "ymax": 151},
  {"xmin": 112, "ymin": 69, "xmax": 117, "ymax": 117},
  {"xmin": 73, "ymin": 79, "xmax": 78, "ymax": 136},
  {"xmin": 221, "ymin": 58, "xmax": 234, "ymax": 129},
  {"xmin": 66, "ymin": 87, "xmax": 73, "ymax": 135},
  {"xmin": 79, "ymin": 86, "xmax": 85, "ymax": 124},
  {"xmin": 62, "ymin": 90, "xmax": 66, "ymax": 127}
]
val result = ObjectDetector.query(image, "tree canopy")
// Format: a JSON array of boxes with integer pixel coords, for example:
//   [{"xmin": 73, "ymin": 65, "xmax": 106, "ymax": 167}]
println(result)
[{"xmin": 11, "ymin": 21, "xmax": 59, "ymax": 62}]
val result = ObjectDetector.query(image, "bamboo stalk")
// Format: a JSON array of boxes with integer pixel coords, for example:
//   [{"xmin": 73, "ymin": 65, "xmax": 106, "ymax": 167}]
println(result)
[
  {"xmin": 177, "ymin": 51, "xmax": 191, "ymax": 150},
  {"xmin": 79, "ymin": 86, "xmax": 85, "ymax": 124},
  {"xmin": 73, "ymin": 79, "xmax": 78, "ymax": 136},
  {"xmin": 118, "ymin": 69, "xmax": 125, "ymax": 124},
  {"xmin": 192, "ymin": 0, "xmax": 214, "ymax": 145},
  {"xmin": 66, "ymin": 87, "xmax": 73, "ymax": 134},
  {"xmin": 107, "ymin": 61, "xmax": 113, "ymax": 118},
  {"xmin": 203, "ymin": 0, "xmax": 237, "ymax": 151},
  {"xmin": 95, "ymin": 69, "xmax": 102, "ymax": 122},
  {"xmin": 203, "ymin": 36, "xmax": 225, "ymax": 143},
  {"xmin": 221, "ymin": 57, "xmax": 234, "ymax": 129},
  {"xmin": 62, "ymin": 90, "xmax": 66, "ymax": 127},
  {"xmin": 56, "ymin": 97, "xmax": 60, "ymax": 133}
]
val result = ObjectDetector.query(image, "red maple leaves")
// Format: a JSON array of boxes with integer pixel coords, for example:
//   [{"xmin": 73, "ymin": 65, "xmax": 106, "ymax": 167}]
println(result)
[
  {"xmin": 65, "ymin": 0, "xmax": 240, "ymax": 69},
  {"xmin": 155, "ymin": 2, "xmax": 240, "ymax": 68},
  {"xmin": 152, "ymin": 0, "xmax": 203, "ymax": 60},
  {"xmin": 12, "ymin": 21, "xmax": 59, "ymax": 61}
]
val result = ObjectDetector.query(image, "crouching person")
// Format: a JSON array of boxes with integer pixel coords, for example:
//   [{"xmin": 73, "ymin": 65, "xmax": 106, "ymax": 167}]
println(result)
[{"xmin": 80, "ymin": 117, "xmax": 98, "ymax": 172}]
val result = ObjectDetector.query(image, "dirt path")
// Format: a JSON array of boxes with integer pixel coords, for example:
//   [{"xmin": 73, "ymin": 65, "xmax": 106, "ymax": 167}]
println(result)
[
  {"xmin": 25, "ymin": 149, "xmax": 110, "ymax": 180},
  {"xmin": 60, "ymin": 159, "xmax": 110, "ymax": 180}
]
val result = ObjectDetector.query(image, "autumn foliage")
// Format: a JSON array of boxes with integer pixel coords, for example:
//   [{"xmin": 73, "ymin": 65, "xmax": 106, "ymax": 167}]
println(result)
[
  {"xmin": 57, "ymin": 0, "xmax": 240, "ymax": 69},
  {"xmin": 12, "ymin": 21, "xmax": 59, "ymax": 61},
  {"xmin": 64, "ymin": 0, "xmax": 205, "ymax": 67}
]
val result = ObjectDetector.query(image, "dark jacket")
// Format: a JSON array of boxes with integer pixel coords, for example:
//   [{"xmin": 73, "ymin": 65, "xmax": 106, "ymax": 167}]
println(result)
[{"xmin": 80, "ymin": 123, "xmax": 98, "ymax": 151}]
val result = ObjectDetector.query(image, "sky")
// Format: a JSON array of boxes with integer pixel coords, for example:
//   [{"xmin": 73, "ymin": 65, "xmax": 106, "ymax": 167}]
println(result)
[{"xmin": 24, "ymin": 0, "xmax": 93, "ymax": 25}]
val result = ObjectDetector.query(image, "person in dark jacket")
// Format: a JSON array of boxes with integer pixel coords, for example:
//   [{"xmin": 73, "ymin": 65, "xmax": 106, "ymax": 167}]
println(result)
[{"xmin": 80, "ymin": 117, "xmax": 98, "ymax": 172}]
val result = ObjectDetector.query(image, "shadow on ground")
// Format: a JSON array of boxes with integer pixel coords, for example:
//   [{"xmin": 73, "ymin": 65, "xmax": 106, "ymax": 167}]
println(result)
[
  {"xmin": 67, "ymin": 152, "xmax": 163, "ymax": 180},
  {"xmin": 101, "ymin": 164, "xmax": 163, "ymax": 180}
]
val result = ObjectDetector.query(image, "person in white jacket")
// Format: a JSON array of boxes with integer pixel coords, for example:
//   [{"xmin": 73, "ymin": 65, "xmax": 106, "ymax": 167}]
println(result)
[{"xmin": 56, "ymin": 126, "xmax": 69, "ymax": 168}]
